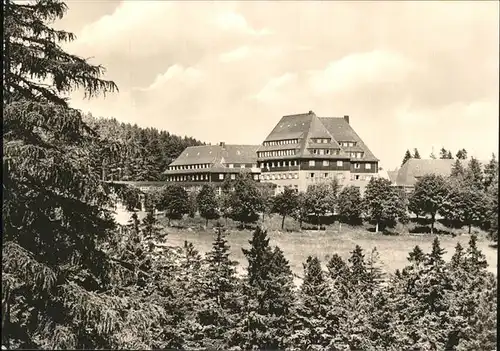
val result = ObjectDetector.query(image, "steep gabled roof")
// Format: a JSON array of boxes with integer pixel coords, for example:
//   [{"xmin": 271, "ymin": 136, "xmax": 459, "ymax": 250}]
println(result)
[
  {"xmin": 169, "ymin": 144, "xmax": 259, "ymax": 167},
  {"xmin": 320, "ymin": 117, "xmax": 379, "ymax": 162},
  {"xmin": 394, "ymin": 158, "xmax": 488, "ymax": 187},
  {"xmin": 258, "ymin": 111, "xmax": 347, "ymax": 158},
  {"xmin": 263, "ymin": 112, "xmax": 312, "ymax": 142}
]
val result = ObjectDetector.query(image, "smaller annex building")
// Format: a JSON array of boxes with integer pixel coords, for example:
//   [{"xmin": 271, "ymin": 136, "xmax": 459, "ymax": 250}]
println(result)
[
  {"xmin": 163, "ymin": 142, "xmax": 261, "ymax": 193},
  {"xmin": 394, "ymin": 158, "xmax": 487, "ymax": 193}
]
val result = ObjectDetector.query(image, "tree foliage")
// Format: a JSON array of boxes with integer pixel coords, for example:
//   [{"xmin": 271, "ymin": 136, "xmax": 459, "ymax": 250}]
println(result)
[
  {"xmin": 337, "ymin": 185, "xmax": 363, "ymax": 225},
  {"xmin": 228, "ymin": 174, "xmax": 264, "ymax": 226},
  {"xmin": 157, "ymin": 184, "xmax": 190, "ymax": 224},
  {"xmin": 408, "ymin": 174, "xmax": 448, "ymax": 234},
  {"xmin": 401, "ymin": 149, "xmax": 412, "ymax": 166},
  {"xmin": 197, "ymin": 184, "xmax": 220, "ymax": 226},
  {"xmin": 364, "ymin": 178, "xmax": 406, "ymax": 233},
  {"xmin": 272, "ymin": 187, "xmax": 299, "ymax": 230}
]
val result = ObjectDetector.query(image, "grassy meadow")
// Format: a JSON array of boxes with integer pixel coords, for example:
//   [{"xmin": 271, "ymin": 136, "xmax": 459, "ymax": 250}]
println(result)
[{"xmin": 152, "ymin": 214, "xmax": 498, "ymax": 283}]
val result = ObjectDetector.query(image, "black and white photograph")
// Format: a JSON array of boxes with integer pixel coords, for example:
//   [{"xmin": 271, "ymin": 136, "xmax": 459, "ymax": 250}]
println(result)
[{"xmin": 2, "ymin": 0, "xmax": 498, "ymax": 349}]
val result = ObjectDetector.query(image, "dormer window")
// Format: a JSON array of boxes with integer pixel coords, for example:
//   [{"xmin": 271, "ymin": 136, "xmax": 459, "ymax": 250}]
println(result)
[{"xmin": 228, "ymin": 164, "xmax": 234, "ymax": 168}]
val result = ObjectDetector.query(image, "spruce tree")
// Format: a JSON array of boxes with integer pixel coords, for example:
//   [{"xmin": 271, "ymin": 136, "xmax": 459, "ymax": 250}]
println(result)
[
  {"xmin": 483, "ymin": 153, "xmax": 498, "ymax": 190},
  {"xmin": 401, "ymin": 149, "xmax": 412, "ymax": 166},
  {"xmin": 456, "ymin": 148, "xmax": 468, "ymax": 160},
  {"xmin": 291, "ymin": 256, "xmax": 333, "ymax": 349},
  {"xmin": 231, "ymin": 228, "xmax": 295, "ymax": 350},
  {"xmin": 413, "ymin": 148, "xmax": 421, "ymax": 159},
  {"xmin": 450, "ymin": 158, "xmax": 465, "ymax": 178},
  {"xmin": 465, "ymin": 157, "xmax": 484, "ymax": 190},
  {"xmin": 1, "ymin": 0, "xmax": 165, "ymax": 348}
]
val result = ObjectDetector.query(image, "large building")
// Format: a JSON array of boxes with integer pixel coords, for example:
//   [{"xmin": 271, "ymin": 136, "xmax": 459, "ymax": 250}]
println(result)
[
  {"xmin": 257, "ymin": 111, "xmax": 379, "ymax": 193},
  {"xmin": 163, "ymin": 142, "xmax": 261, "ymax": 192}
]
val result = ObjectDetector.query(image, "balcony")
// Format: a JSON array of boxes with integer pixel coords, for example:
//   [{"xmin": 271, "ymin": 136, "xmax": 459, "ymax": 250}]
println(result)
[{"xmin": 261, "ymin": 165, "xmax": 300, "ymax": 172}]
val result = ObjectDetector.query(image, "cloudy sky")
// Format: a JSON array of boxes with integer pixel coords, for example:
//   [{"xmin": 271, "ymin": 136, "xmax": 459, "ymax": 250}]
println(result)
[{"xmin": 57, "ymin": 1, "xmax": 499, "ymax": 169}]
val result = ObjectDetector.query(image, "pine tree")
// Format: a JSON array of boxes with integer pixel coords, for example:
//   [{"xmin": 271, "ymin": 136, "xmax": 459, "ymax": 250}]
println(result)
[
  {"xmin": 465, "ymin": 157, "xmax": 484, "ymax": 190},
  {"xmin": 1, "ymin": 0, "xmax": 166, "ymax": 348},
  {"xmin": 197, "ymin": 184, "xmax": 220, "ymax": 227},
  {"xmin": 141, "ymin": 210, "xmax": 164, "ymax": 242},
  {"xmin": 439, "ymin": 147, "xmax": 449, "ymax": 159},
  {"xmin": 456, "ymin": 148, "xmax": 468, "ymax": 160},
  {"xmin": 231, "ymin": 228, "xmax": 295, "ymax": 350},
  {"xmin": 483, "ymin": 153, "xmax": 498, "ymax": 190},
  {"xmin": 413, "ymin": 148, "xmax": 421, "ymax": 159},
  {"xmin": 401, "ymin": 149, "xmax": 412, "ymax": 166},
  {"xmin": 447, "ymin": 150, "xmax": 453, "ymax": 159},
  {"xmin": 450, "ymin": 158, "xmax": 465, "ymax": 178},
  {"xmin": 272, "ymin": 187, "xmax": 299, "ymax": 230},
  {"xmin": 198, "ymin": 226, "xmax": 240, "ymax": 349},
  {"xmin": 291, "ymin": 256, "xmax": 333, "ymax": 349}
]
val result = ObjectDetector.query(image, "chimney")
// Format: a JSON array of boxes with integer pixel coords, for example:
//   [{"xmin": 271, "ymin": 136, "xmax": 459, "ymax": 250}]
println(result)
[
  {"xmin": 308, "ymin": 110, "xmax": 314, "ymax": 115},
  {"xmin": 219, "ymin": 142, "xmax": 225, "ymax": 148},
  {"xmin": 344, "ymin": 115, "xmax": 350, "ymax": 124}
]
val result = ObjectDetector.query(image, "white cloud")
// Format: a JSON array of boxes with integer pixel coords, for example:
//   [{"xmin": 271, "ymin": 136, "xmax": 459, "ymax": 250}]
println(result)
[
  {"xmin": 64, "ymin": 1, "xmax": 498, "ymax": 169},
  {"xmin": 253, "ymin": 73, "xmax": 297, "ymax": 103},
  {"xmin": 219, "ymin": 46, "xmax": 251, "ymax": 62},
  {"xmin": 309, "ymin": 50, "xmax": 415, "ymax": 94},
  {"xmin": 137, "ymin": 65, "xmax": 204, "ymax": 92}
]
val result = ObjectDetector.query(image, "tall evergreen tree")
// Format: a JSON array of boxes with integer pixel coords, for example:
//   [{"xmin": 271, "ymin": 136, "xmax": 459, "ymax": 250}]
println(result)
[
  {"xmin": 439, "ymin": 147, "xmax": 449, "ymax": 159},
  {"xmin": 465, "ymin": 157, "xmax": 484, "ymax": 190},
  {"xmin": 483, "ymin": 153, "xmax": 498, "ymax": 190},
  {"xmin": 450, "ymin": 158, "xmax": 465, "ymax": 178},
  {"xmin": 456, "ymin": 148, "xmax": 468, "ymax": 160},
  {"xmin": 413, "ymin": 148, "xmax": 421, "ymax": 159},
  {"xmin": 198, "ymin": 226, "xmax": 240, "ymax": 349},
  {"xmin": 291, "ymin": 256, "xmax": 333, "ymax": 349},
  {"xmin": 401, "ymin": 149, "xmax": 412, "ymax": 166},
  {"xmin": 2, "ymin": 0, "xmax": 164, "ymax": 348}
]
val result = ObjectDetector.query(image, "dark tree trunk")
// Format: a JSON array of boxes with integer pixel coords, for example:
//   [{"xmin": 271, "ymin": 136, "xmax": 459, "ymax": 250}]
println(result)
[
  {"xmin": 468, "ymin": 223, "xmax": 472, "ymax": 234},
  {"xmin": 281, "ymin": 215, "xmax": 286, "ymax": 230},
  {"xmin": 206, "ymin": 218, "xmax": 209, "ymax": 227},
  {"xmin": 317, "ymin": 214, "xmax": 320, "ymax": 231},
  {"xmin": 431, "ymin": 213, "xmax": 435, "ymax": 234}
]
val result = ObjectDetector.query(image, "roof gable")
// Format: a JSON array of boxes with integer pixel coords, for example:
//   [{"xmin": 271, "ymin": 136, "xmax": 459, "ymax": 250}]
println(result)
[
  {"xmin": 169, "ymin": 144, "xmax": 259, "ymax": 166},
  {"xmin": 320, "ymin": 117, "xmax": 378, "ymax": 162}
]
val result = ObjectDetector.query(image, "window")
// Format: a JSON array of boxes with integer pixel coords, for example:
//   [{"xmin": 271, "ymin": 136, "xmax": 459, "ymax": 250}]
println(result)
[
  {"xmin": 252, "ymin": 164, "xmax": 257, "ymax": 168},
  {"xmin": 324, "ymin": 173, "xmax": 329, "ymax": 178},
  {"xmin": 241, "ymin": 164, "xmax": 245, "ymax": 168},
  {"xmin": 309, "ymin": 160, "xmax": 315, "ymax": 167},
  {"xmin": 228, "ymin": 164, "xmax": 234, "ymax": 168},
  {"xmin": 366, "ymin": 175, "xmax": 372, "ymax": 181},
  {"xmin": 337, "ymin": 160, "xmax": 343, "ymax": 167},
  {"xmin": 231, "ymin": 174, "xmax": 236, "ymax": 180},
  {"xmin": 288, "ymin": 173, "xmax": 292, "ymax": 179},
  {"xmin": 294, "ymin": 173, "xmax": 299, "ymax": 179},
  {"xmin": 310, "ymin": 173, "xmax": 315, "ymax": 178},
  {"xmin": 354, "ymin": 163, "xmax": 360, "ymax": 169},
  {"xmin": 366, "ymin": 163, "xmax": 372, "ymax": 169},
  {"xmin": 323, "ymin": 160, "xmax": 329, "ymax": 166},
  {"xmin": 254, "ymin": 174, "xmax": 259, "ymax": 180},
  {"xmin": 219, "ymin": 174, "xmax": 224, "ymax": 180},
  {"xmin": 355, "ymin": 175, "xmax": 360, "ymax": 180},
  {"xmin": 319, "ymin": 149, "xmax": 324, "ymax": 155}
]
